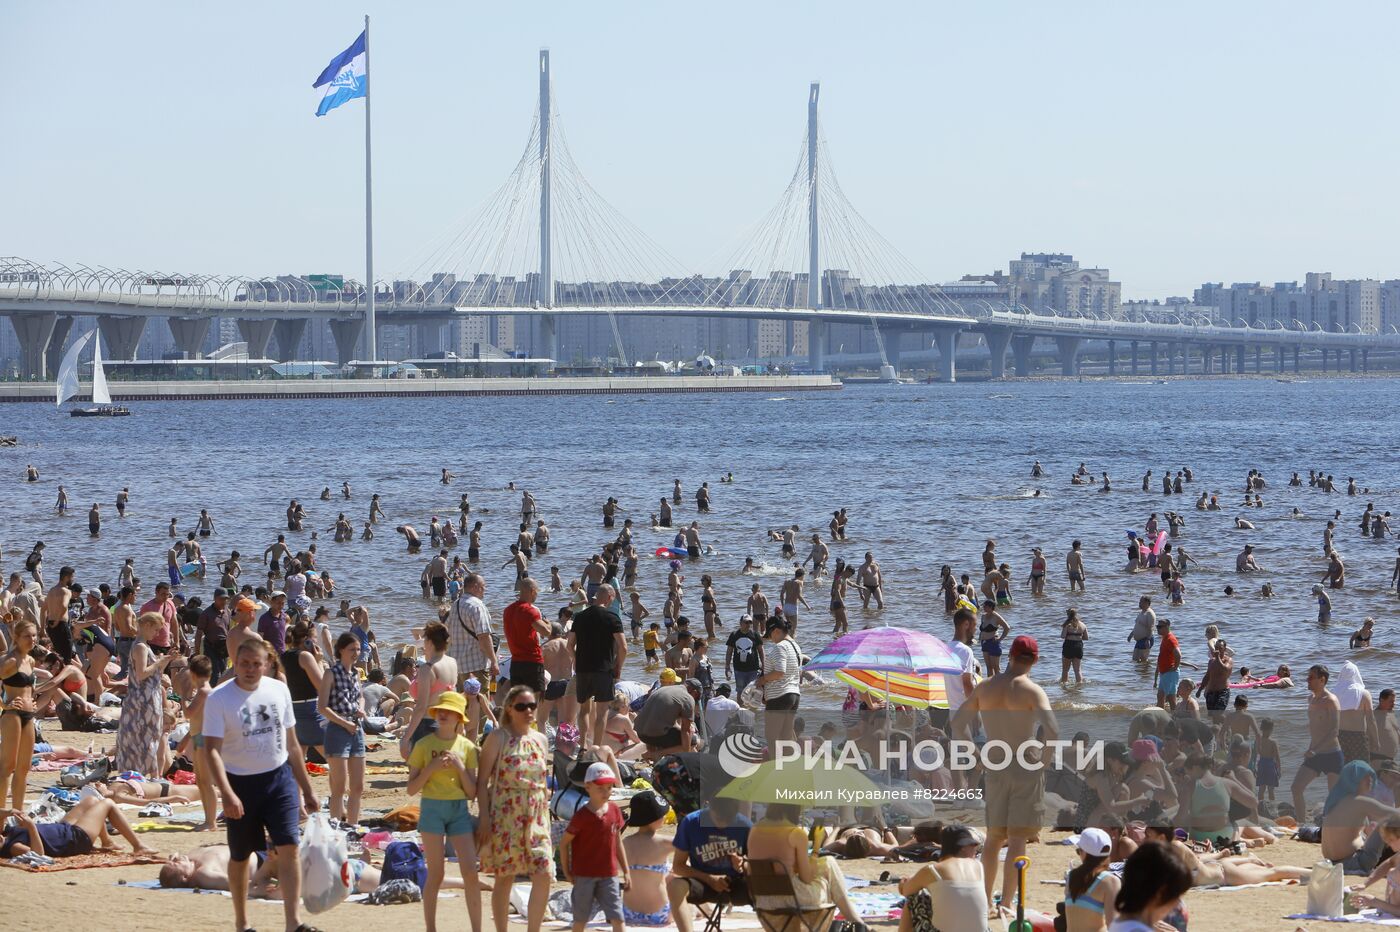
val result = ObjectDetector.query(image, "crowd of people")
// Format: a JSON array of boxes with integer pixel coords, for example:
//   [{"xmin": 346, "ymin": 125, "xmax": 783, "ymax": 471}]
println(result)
[{"xmin": 2, "ymin": 460, "xmax": 1400, "ymax": 931}]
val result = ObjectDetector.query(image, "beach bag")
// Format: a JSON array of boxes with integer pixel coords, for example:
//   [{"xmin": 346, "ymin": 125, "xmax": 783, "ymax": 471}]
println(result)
[
  {"xmin": 550, "ymin": 785, "xmax": 588, "ymax": 821},
  {"xmin": 299, "ymin": 812, "xmax": 350, "ymax": 914},
  {"xmin": 381, "ymin": 841, "xmax": 428, "ymax": 890},
  {"xmin": 1307, "ymin": 859, "xmax": 1345, "ymax": 917}
]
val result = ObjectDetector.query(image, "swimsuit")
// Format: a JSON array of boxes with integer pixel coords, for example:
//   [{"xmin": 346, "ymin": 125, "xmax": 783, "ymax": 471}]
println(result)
[
  {"xmin": 1063, "ymin": 869, "xmax": 1107, "ymax": 914},
  {"xmin": 2, "ymin": 668, "xmax": 37, "ymax": 726},
  {"xmin": 622, "ymin": 863, "xmax": 672, "ymax": 925}
]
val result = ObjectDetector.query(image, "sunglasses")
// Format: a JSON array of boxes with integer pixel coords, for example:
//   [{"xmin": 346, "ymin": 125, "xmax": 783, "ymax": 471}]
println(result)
[{"xmin": 513, "ymin": 702, "xmax": 538, "ymax": 712}]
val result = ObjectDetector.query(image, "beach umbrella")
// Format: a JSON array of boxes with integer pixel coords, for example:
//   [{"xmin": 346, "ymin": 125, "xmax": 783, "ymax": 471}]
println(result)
[
  {"xmin": 716, "ymin": 758, "xmax": 883, "ymax": 805},
  {"xmin": 804, "ymin": 626, "xmax": 964, "ymax": 675},
  {"xmin": 835, "ymin": 668, "xmax": 950, "ymax": 710}
]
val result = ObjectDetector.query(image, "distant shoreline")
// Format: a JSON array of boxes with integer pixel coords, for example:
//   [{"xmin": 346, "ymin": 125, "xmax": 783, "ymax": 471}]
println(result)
[{"xmin": 0, "ymin": 373, "xmax": 841, "ymax": 403}]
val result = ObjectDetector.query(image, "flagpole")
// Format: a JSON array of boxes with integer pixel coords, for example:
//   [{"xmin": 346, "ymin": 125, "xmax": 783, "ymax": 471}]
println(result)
[{"xmin": 363, "ymin": 12, "xmax": 377, "ymax": 364}]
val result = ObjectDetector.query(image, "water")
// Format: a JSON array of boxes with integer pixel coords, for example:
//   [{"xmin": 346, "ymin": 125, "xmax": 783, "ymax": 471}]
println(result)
[{"xmin": 3, "ymin": 378, "xmax": 1399, "ymax": 728}]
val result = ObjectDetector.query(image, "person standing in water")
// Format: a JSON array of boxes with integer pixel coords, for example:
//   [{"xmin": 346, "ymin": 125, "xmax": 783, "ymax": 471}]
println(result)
[{"xmin": 1066, "ymin": 540, "xmax": 1087, "ymax": 593}]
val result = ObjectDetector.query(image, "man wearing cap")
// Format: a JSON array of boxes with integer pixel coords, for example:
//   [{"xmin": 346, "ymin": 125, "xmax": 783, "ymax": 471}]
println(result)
[
  {"xmin": 140, "ymin": 580, "xmax": 184, "ymax": 656},
  {"xmin": 571, "ymin": 584, "xmax": 628, "ymax": 747},
  {"xmin": 227, "ymin": 597, "xmax": 262, "ymax": 659},
  {"xmin": 257, "ymin": 591, "xmax": 289, "ymax": 654},
  {"xmin": 757, "ymin": 618, "xmax": 802, "ymax": 749},
  {"xmin": 635, "ymin": 676, "xmax": 698, "ymax": 756},
  {"xmin": 725, "ymin": 615, "xmax": 763, "ymax": 699},
  {"xmin": 952, "ymin": 634, "xmax": 1056, "ymax": 915},
  {"xmin": 195, "ymin": 588, "xmax": 232, "ymax": 685},
  {"xmin": 449, "ymin": 573, "xmax": 498, "ymax": 690},
  {"xmin": 1235, "ymin": 544, "xmax": 1261, "ymax": 572}
]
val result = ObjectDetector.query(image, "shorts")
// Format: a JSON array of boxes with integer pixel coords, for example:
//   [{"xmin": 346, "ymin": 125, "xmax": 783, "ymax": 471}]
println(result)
[
  {"xmin": 226, "ymin": 763, "xmax": 302, "ymax": 861},
  {"xmin": 1062, "ymin": 640, "xmax": 1083, "ymax": 660},
  {"xmin": 1068, "ymin": 572, "xmax": 1084, "ymax": 583},
  {"xmin": 419, "ymin": 796, "xmax": 477, "ymax": 837},
  {"xmin": 572, "ymin": 875, "xmax": 624, "ymax": 923},
  {"xmin": 575, "ymin": 671, "xmax": 616, "ymax": 703},
  {"xmin": 1134, "ymin": 636, "xmax": 1155, "ymax": 652},
  {"xmin": 544, "ymin": 678, "xmax": 569, "ymax": 701},
  {"xmin": 764, "ymin": 692, "xmax": 800, "ymax": 712},
  {"xmin": 292, "ymin": 699, "xmax": 325, "ymax": 748},
  {"xmin": 431, "ymin": 577, "xmax": 447, "ymax": 598},
  {"xmin": 510, "ymin": 660, "xmax": 547, "ymax": 692},
  {"xmin": 645, "ymin": 649, "xmax": 658, "ymax": 661},
  {"xmin": 1157, "ymin": 669, "xmax": 1180, "ymax": 697},
  {"xmin": 1204, "ymin": 689, "xmax": 1229, "ymax": 712},
  {"xmin": 684, "ymin": 875, "xmax": 750, "ymax": 906},
  {"xmin": 781, "ymin": 545, "xmax": 795, "ymax": 557},
  {"xmin": 0, "ymin": 821, "xmax": 93, "ymax": 859},
  {"xmin": 323, "ymin": 721, "xmax": 366, "ymax": 758},
  {"xmin": 1256, "ymin": 756, "xmax": 1280, "ymax": 788},
  {"xmin": 981, "ymin": 639, "xmax": 1002, "ymax": 658},
  {"xmin": 985, "ymin": 765, "xmax": 1046, "ymax": 830},
  {"xmin": 688, "ymin": 547, "xmax": 700, "ymax": 560},
  {"xmin": 640, "ymin": 727, "xmax": 683, "ymax": 751}
]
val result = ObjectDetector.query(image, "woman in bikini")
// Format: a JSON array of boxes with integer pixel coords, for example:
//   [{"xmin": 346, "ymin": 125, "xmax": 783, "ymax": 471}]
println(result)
[
  {"xmin": 1060, "ymin": 608, "xmax": 1088, "ymax": 685},
  {"xmin": 1062, "ymin": 828, "xmax": 1120, "ymax": 931},
  {"xmin": 398, "ymin": 622, "xmax": 458, "ymax": 758},
  {"xmin": 601, "ymin": 693, "xmax": 645, "ymax": 761},
  {"xmin": 621, "ymin": 791, "xmax": 675, "ymax": 927},
  {"xmin": 0, "ymin": 620, "xmax": 39, "ymax": 812},
  {"xmin": 979, "ymin": 601, "xmax": 1010, "ymax": 675},
  {"xmin": 100, "ymin": 777, "xmax": 204, "ymax": 805}
]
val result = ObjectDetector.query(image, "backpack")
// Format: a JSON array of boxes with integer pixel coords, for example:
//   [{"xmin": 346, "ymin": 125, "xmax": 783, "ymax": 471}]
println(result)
[{"xmin": 380, "ymin": 841, "xmax": 428, "ymax": 890}]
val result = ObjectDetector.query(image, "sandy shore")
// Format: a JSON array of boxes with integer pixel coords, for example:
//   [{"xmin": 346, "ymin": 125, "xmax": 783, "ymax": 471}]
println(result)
[{"xmin": 0, "ymin": 726, "xmax": 1357, "ymax": 931}]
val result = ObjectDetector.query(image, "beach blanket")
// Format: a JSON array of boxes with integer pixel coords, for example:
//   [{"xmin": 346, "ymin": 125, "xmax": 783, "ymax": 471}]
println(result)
[
  {"xmin": 365, "ymin": 764, "xmax": 409, "ymax": 775},
  {"xmin": 1, "ymin": 851, "xmax": 165, "ymax": 873},
  {"xmin": 114, "ymin": 880, "xmax": 456, "ymax": 906},
  {"xmin": 1286, "ymin": 912, "xmax": 1400, "ymax": 926}
]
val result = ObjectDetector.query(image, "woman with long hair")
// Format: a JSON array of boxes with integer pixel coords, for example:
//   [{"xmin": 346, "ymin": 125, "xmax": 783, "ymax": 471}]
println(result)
[
  {"xmin": 115, "ymin": 612, "xmax": 176, "ymax": 776},
  {"xmin": 318, "ymin": 631, "xmax": 366, "ymax": 826},
  {"xmin": 1109, "ymin": 842, "xmax": 1192, "ymax": 931},
  {"xmin": 898, "ymin": 824, "xmax": 988, "ymax": 932},
  {"xmin": 746, "ymin": 802, "xmax": 864, "ymax": 922},
  {"xmin": 1060, "ymin": 608, "xmax": 1088, "ymax": 685},
  {"xmin": 0, "ymin": 620, "xmax": 40, "ymax": 811},
  {"xmin": 281, "ymin": 622, "xmax": 325, "ymax": 759},
  {"xmin": 477, "ymin": 685, "xmax": 551, "ymax": 932},
  {"xmin": 1062, "ymin": 828, "xmax": 1119, "ymax": 930}
]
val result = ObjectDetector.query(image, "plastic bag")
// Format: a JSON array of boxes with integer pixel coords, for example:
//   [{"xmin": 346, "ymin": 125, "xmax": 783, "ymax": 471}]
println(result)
[
  {"xmin": 1307, "ymin": 859, "xmax": 1344, "ymax": 917},
  {"xmin": 300, "ymin": 812, "xmax": 350, "ymax": 914}
]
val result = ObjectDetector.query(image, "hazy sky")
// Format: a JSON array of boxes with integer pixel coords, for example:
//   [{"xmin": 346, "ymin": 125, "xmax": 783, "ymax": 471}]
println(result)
[{"xmin": 4, "ymin": 1, "xmax": 1398, "ymax": 299}]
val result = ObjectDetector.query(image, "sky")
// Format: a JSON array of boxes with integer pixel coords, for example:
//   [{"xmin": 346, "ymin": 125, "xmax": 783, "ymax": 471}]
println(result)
[{"xmin": 3, "ymin": 0, "xmax": 1398, "ymax": 299}]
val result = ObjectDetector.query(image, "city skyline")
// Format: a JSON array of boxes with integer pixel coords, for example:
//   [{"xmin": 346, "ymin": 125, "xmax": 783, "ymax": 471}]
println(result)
[{"xmin": 4, "ymin": 1, "xmax": 1400, "ymax": 299}]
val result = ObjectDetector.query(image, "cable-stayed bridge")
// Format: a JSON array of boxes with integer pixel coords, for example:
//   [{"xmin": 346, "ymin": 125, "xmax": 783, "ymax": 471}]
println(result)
[{"xmin": 4, "ymin": 51, "xmax": 1397, "ymax": 380}]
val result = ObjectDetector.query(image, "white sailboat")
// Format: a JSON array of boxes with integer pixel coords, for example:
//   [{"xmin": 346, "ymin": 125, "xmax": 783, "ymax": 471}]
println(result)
[{"xmin": 57, "ymin": 329, "xmax": 130, "ymax": 416}]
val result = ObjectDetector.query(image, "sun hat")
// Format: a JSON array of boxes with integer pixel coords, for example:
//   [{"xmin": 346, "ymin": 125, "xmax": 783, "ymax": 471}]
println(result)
[
  {"xmin": 427, "ymin": 692, "xmax": 467, "ymax": 719},
  {"xmin": 626, "ymin": 790, "xmax": 670, "ymax": 827}
]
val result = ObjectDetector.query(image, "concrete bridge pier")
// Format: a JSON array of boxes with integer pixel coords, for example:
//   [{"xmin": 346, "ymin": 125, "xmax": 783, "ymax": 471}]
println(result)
[
  {"xmin": 1107, "ymin": 340, "xmax": 1117, "ymax": 376},
  {"xmin": 808, "ymin": 319, "xmax": 828, "ymax": 372},
  {"xmin": 168, "ymin": 317, "xmax": 212, "ymax": 359},
  {"xmin": 1236, "ymin": 344, "xmax": 1247, "ymax": 374},
  {"xmin": 932, "ymin": 326, "xmax": 960, "ymax": 382},
  {"xmin": 984, "ymin": 327, "xmax": 1012, "ymax": 379},
  {"xmin": 8, "ymin": 313, "xmax": 60, "ymax": 378},
  {"xmin": 1254, "ymin": 345, "xmax": 1262, "ymax": 374},
  {"xmin": 1362, "ymin": 349, "xmax": 1369, "ymax": 373},
  {"xmin": 1200, "ymin": 344, "xmax": 1212, "ymax": 374},
  {"xmin": 539, "ymin": 314, "xmax": 559, "ymax": 367},
  {"xmin": 274, "ymin": 319, "xmax": 308, "ymax": 362},
  {"xmin": 884, "ymin": 328, "xmax": 902, "ymax": 375},
  {"xmin": 1159, "ymin": 342, "xmax": 1168, "ymax": 375},
  {"xmin": 1349, "ymin": 348, "xmax": 1358, "ymax": 373},
  {"xmin": 42, "ymin": 315, "xmax": 75, "ymax": 378},
  {"xmin": 1293, "ymin": 345, "xmax": 1301, "ymax": 373},
  {"xmin": 1274, "ymin": 346, "xmax": 1285, "ymax": 372},
  {"xmin": 328, "ymin": 318, "xmax": 365, "ymax": 367},
  {"xmin": 1011, "ymin": 335, "xmax": 1035, "ymax": 376},
  {"xmin": 97, "ymin": 316, "xmax": 146, "ymax": 361},
  {"xmin": 1055, "ymin": 336, "xmax": 1083, "ymax": 376},
  {"xmin": 1130, "ymin": 341, "xmax": 1139, "ymax": 375},
  {"xmin": 238, "ymin": 319, "xmax": 276, "ymax": 359},
  {"xmin": 1320, "ymin": 348, "xmax": 1328, "ymax": 373}
]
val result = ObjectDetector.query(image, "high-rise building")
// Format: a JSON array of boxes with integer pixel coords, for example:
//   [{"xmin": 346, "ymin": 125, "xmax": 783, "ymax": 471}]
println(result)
[{"xmin": 1008, "ymin": 253, "xmax": 1120, "ymax": 317}]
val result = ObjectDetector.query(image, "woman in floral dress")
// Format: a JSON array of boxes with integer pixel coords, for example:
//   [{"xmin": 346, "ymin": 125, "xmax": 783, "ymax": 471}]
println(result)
[
  {"xmin": 115, "ymin": 612, "xmax": 175, "ymax": 776},
  {"xmin": 477, "ymin": 685, "xmax": 551, "ymax": 932}
]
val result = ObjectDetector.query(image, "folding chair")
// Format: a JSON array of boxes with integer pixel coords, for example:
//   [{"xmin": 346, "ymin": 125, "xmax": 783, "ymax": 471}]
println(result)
[{"xmin": 747, "ymin": 859, "xmax": 837, "ymax": 932}]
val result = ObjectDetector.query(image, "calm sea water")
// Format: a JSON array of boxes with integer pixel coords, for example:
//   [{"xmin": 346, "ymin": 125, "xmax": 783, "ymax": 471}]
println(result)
[{"xmin": 3, "ymin": 378, "xmax": 1398, "ymax": 725}]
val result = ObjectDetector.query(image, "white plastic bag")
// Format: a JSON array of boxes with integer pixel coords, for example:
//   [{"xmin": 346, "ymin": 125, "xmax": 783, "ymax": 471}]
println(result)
[
  {"xmin": 300, "ymin": 812, "xmax": 350, "ymax": 914},
  {"xmin": 1307, "ymin": 859, "xmax": 1345, "ymax": 917}
]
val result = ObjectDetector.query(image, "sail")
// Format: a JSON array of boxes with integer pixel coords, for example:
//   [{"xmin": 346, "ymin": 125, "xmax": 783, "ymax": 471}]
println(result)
[
  {"xmin": 55, "ymin": 330, "xmax": 95, "ymax": 407},
  {"xmin": 91, "ymin": 335, "xmax": 111, "ymax": 405}
]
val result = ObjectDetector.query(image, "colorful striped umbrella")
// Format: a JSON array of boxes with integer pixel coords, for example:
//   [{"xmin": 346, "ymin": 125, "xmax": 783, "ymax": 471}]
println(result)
[
  {"xmin": 835, "ymin": 668, "xmax": 950, "ymax": 709},
  {"xmin": 805, "ymin": 626, "xmax": 964, "ymax": 675}
]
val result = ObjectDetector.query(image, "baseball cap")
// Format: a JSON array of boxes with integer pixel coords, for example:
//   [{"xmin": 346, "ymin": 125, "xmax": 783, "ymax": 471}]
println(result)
[
  {"xmin": 683, "ymin": 677, "xmax": 704, "ymax": 693},
  {"xmin": 1376, "ymin": 758, "xmax": 1400, "ymax": 777},
  {"xmin": 659, "ymin": 668, "xmax": 681, "ymax": 685},
  {"xmin": 234, "ymin": 597, "xmax": 258, "ymax": 614},
  {"xmin": 739, "ymin": 614, "xmax": 753, "ymax": 623},
  {"xmin": 942, "ymin": 824, "xmax": 982, "ymax": 851},
  {"xmin": 1076, "ymin": 827, "xmax": 1112, "ymax": 857},
  {"xmin": 585, "ymin": 762, "xmax": 617, "ymax": 785},
  {"xmin": 213, "ymin": 587, "xmax": 228, "ymax": 599},
  {"xmin": 626, "ymin": 790, "xmax": 670, "ymax": 827},
  {"xmin": 1009, "ymin": 635, "xmax": 1039, "ymax": 660},
  {"xmin": 270, "ymin": 589, "xmax": 287, "ymax": 599}
]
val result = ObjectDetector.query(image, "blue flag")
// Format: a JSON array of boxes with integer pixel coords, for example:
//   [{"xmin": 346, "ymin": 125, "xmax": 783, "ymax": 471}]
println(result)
[{"xmin": 313, "ymin": 30, "xmax": 367, "ymax": 117}]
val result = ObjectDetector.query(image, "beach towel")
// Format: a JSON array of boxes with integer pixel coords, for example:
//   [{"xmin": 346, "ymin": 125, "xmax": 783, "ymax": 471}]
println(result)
[
  {"xmin": 1, "ymin": 850, "xmax": 164, "ymax": 873},
  {"xmin": 1286, "ymin": 912, "xmax": 1400, "ymax": 926}
]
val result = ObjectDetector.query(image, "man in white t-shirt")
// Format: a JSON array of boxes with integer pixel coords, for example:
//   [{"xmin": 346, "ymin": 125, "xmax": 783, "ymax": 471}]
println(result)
[
  {"xmin": 946, "ymin": 607, "xmax": 981, "ymax": 724},
  {"xmin": 203, "ymin": 638, "xmax": 318, "ymax": 932}
]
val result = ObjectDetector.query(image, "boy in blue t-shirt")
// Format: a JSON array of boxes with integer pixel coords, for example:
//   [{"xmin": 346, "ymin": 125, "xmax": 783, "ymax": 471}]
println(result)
[{"xmin": 670, "ymin": 796, "xmax": 752, "ymax": 932}]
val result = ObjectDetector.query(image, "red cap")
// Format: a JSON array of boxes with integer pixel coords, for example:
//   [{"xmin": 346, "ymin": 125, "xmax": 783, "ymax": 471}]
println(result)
[{"xmin": 1010, "ymin": 635, "xmax": 1039, "ymax": 660}]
